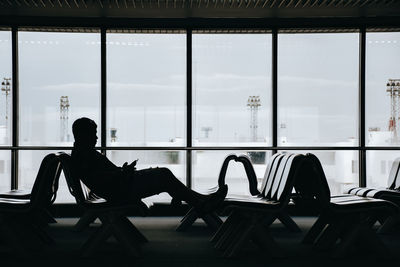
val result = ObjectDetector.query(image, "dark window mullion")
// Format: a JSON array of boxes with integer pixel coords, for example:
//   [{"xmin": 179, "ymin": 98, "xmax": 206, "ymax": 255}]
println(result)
[
  {"xmin": 101, "ymin": 28, "xmax": 107, "ymax": 154},
  {"xmin": 359, "ymin": 27, "xmax": 366, "ymax": 187},
  {"xmin": 186, "ymin": 29, "xmax": 192, "ymax": 189},
  {"xmin": 11, "ymin": 26, "xmax": 18, "ymax": 190},
  {"xmin": 272, "ymin": 29, "xmax": 278, "ymax": 155}
]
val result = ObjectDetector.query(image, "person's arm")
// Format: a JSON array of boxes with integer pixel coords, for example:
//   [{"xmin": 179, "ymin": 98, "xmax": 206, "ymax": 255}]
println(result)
[
  {"xmin": 89, "ymin": 151, "xmax": 126, "ymax": 174},
  {"xmin": 84, "ymin": 151, "xmax": 131, "ymax": 201},
  {"xmin": 122, "ymin": 159, "xmax": 138, "ymax": 173},
  {"xmin": 92, "ymin": 151, "xmax": 138, "ymax": 176}
]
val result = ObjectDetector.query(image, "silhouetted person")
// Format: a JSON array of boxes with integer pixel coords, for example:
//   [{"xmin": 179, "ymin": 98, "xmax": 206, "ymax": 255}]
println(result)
[{"xmin": 71, "ymin": 117, "xmax": 227, "ymax": 212}]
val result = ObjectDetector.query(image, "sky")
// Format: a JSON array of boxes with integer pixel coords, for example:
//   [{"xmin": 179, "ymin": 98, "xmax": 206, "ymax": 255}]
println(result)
[{"xmin": 0, "ymin": 30, "xmax": 399, "ymax": 147}]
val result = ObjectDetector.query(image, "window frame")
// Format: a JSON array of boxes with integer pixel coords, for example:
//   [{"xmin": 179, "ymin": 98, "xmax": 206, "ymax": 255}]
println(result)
[{"xmin": 1, "ymin": 21, "xmax": 399, "ymax": 201}]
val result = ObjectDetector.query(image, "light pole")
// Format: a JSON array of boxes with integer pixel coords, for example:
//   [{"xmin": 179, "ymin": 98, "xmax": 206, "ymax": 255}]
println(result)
[
  {"xmin": 247, "ymin": 95, "xmax": 265, "ymax": 164},
  {"xmin": 247, "ymin": 95, "xmax": 261, "ymax": 142},
  {"xmin": 1, "ymin": 77, "xmax": 11, "ymax": 140},
  {"xmin": 387, "ymin": 79, "xmax": 400, "ymax": 143},
  {"xmin": 201, "ymin": 126, "xmax": 213, "ymax": 139},
  {"xmin": 60, "ymin": 96, "xmax": 70, "ymax": 142}
]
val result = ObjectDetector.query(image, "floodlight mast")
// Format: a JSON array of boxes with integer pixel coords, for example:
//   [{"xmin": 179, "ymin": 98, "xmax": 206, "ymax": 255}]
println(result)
[
  {"xmin": 60, "ymin": 96, "xmax": 70, "ymax": 142},
  {"xmin": 387, "ymin": 79, "xmax": 400, "ymax": 143},
  {"xmin": 247, "ymin": 95, "xmax": 261, "ymax": 142},
  {"xmin": 1, "ymin": 77, "xmax": 11, "ymax": 140}
]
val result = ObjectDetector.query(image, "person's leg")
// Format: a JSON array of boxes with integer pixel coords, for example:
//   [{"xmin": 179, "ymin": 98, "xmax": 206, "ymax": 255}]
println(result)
[{"xmin": 129, "ymin": 167, "xmax": 208, "ymax": 207}]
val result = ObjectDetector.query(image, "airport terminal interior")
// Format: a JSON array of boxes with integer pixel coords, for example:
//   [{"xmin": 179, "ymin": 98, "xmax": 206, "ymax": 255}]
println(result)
[{"xmin": 1, "ymin": 0, "xmax": 400, "ymax": 265}]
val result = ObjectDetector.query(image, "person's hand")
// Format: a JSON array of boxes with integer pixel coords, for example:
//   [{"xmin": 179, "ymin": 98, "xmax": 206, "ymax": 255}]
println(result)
[
  {"xmin": 123, "ymin": 159, "xmax": 138, "ymax": 172},
  {"xmin": 132, "ymin": 159, "xmax": 138, "ymax": 166}
]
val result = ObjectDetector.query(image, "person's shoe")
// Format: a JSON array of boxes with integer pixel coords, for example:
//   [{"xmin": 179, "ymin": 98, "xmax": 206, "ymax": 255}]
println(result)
[
  {"xmin": 171, "ymin": 197, "xmax": 182, "ymax": 206},
  {"xmin": 201, "ymin": 184, "xmax": 228, "ymax": 214}
]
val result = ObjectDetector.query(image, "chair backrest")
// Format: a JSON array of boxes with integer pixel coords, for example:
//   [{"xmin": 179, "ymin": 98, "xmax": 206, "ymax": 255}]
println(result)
[
  {"xmin": 395, "ymin": 166, "xmax": 400, "ymax": 190},
  {"xmin": 271, "ymin": 153, "xmax": 300, "ymax": 200},
  {"xmin": 264, "ymin": 153, "xmax": 305, "ymax": 203},
  {"xmin": 387, "ymin": 157, "xmax": 400, "ymax": 190},
  {"xmin": 58, "ymin": 152, "xmax": 91, "ymax": 205},
  {"xmin": 235, "ymin": 154, "xmax": 260, "ymax": 196},
  {"xmin": 293, "ymin": 153, "xmax": 331, "ymax": 210},
  {"xmin": 217, "ymin": 153, "xmax": 260, "ymax": 196},
  {"xmin": 217, "ymin": 154, "xmax": 239, "ymax": 187},
  {"xmin": 217, "ymin": 152, "xmax": 303, "ymax": 199},
  {"xmin": 29, "ymin": 153, "xmax": 62, "ymax": 209},
  {"xmin": 260, "ymin": 153, "xmax": 285, "ymax": 197}
]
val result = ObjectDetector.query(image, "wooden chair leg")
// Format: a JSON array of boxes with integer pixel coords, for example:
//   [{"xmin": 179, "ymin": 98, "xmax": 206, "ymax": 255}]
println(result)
[
  {"xmin": 176, "ymin": 208, "xmax": 198, "ymax": 232},
  {"xmin": 179, "ymin": 207, "xmax": 197, "ymax": 222},
  {"xmin": 211, "ymin": 211, "xmax": 238, "ymax": 243},
  {"xmin": 41, "ymin": 208, "xmax": 57, "ymax": 224},
  {"xmin": 262, "ymin": 215, "xmax": 277, "ymax": 228},
  {"xmin": 112, "ymin": 219, "xmax": 142, "ymax": 257},
  {"xmin": 331, "ymin": 215, "xmax": 392, "ymax": 259},
  {"xmin": 330, "ymin": 221, "xmax": 363, "ymax": 258},
  {"xmin": 210, "ymin": 212, "xmax": 224, "ymax": 224},
  {"xmin": 252, "ymin": 223, "xmax": 285, "ymax": 258},
  {"xmin": 223, "ymin": 220, "xmax": 254, "ymax": 258},
  {"xmin": 75, "ymin": 211, "xmax": 98, "ymax": 232},
  {"xmin": 377, "ymin": 214, "xmax": 400, "ymax": 234},
  {"xmin": 31, "ymin": 223, "xmax": 55, "ymax": 245},
  {"xmin": 358, "ymin": 224, "xmax": 393, "ymax": 260},
  {"xmin": 81, "ymin": 223, "xmax": 113, "ymax": 257},
  {"xmin": 215, "ymin": 215, "xmax": 245, "ymax": 251},
  {"xmin": 214, "ymin": 212, "xmax": 243, "ymax": 250},
  {"xmin": 202, "ymin": 212, "xmax": 223, "ymax": 231},
  {"xmin": 277, "ymin": 212, "xmax": 302, "ymax": 233},
  {"xmin": 302, "ymin": 214, "xmax": 328, "ymax": 244},
  {"xmin": 315, "ymin": 215, "xmax": 356, "ymax": 251},
  {"xmin": 177, "ymin": 206, "xmax": 225, "ymax": 232},
  {"xmin": 119, "ymin": 216, "xmax": 148, "ymax": 243},
  {"xmin": 314, "ymin": 219, "xmax": 348, "ymax": 251}
]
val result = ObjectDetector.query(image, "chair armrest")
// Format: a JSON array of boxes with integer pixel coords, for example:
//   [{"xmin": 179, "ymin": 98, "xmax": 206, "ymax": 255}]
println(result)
[{"xmin": 0, "ymin": 189, "xmax": 31, "ymax": 199}]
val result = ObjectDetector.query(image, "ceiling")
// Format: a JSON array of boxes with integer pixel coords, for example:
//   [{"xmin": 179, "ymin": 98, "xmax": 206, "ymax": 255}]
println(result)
[{"xmin": 1, "ymin": 0, "xmax": 400, "ymax": 19}]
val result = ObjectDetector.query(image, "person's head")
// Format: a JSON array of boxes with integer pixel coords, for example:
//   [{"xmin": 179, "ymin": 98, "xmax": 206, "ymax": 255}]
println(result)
[{"xmin": 72, "ymin": 117, "xmax": 98, "ymax": 148}]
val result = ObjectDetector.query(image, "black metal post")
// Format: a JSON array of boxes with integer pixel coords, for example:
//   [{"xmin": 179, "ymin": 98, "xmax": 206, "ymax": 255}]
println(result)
[
  {"xmin": 186, "ymin": 29, "xmax": 192, "ymax": 189},
  {"xmin": 272, "ymin": 29, "xmax": 278, "ymax": 155},
  {"xmin": 101, "ymin": 28, "xmax": 107, "ymax": 154},
  {"xmin": 11, "ymin": 27, "xmax": 19, "ymax": 190},
  {"xmin": 359, "ymin": 27, "xmax": 366, "ymax": 187}
]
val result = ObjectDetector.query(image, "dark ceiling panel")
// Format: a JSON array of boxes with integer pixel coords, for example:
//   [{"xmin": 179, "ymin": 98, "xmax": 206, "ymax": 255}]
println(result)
[{"xmin": 0, "ymin": 0, "xmax": 400, "ymax": 19}]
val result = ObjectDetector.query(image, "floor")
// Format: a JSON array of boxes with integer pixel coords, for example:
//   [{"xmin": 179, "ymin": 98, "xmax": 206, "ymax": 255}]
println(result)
[{"xmin": 1, "ymin": 216, "xmax": 400, "ymax": 267}]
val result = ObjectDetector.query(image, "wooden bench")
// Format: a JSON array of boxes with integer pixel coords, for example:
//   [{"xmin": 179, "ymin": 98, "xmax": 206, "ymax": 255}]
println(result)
[
  {"xmin": 59, "ymin": 152, "xmax": 149, "ymax": 257},
  {"xmin": 0, "ymin": 153, "xmax": 62, "ymax": 254},
  {"xmin": 176, "ymin": 153, "xmax": 257, "ymax": 232},
  {"xmin": 299, "ymin": 153, "xmax": 399, "ymax": 259},
  {"xmin": 177, "ymin": 152, "xmax": 301, "ymax": 233},
  {"xmin": 347, "ymin": 157, "xmax": 400, "ymax": 197},
  {"xmin": 211, "ymin": 152, "xmax": 305, "ymax": 258},
  {"xmin": 345, "ymin": 157, "xmax": 400, "ymax": 233}
]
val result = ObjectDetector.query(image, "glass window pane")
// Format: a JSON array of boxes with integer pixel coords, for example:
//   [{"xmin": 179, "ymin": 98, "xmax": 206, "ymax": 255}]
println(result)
[
  {"xmin": 106, "ymin": 150, "xmax": 186, "ymax": 204},
  {"xmin": 0, "ymin": 30, "xmax": 12, "ymax": 146},
  {"xmin": 192, "ymin": 150, "xmax": 271, "ymax": 194},
  {"xmin": 19, "ymin": 31, "xmax": 101, "ymax": 146},
  {"xmin": 366, "ymin": 32, "xmax": 400, "ymax": 146},
  {"xmin": 282, "ymin": 150, "xmax": 359, "ymax": 195},
  {"xmin": 18, "ymin": 150, "xmax": 76, "ymax": 203},
  {"xmin": 107, "ymin": 33, "xmax": 186, "ymax": 146},
  {"xmin": 278, "ymin": 33, "xmax": 359, "ymax": 146},
  {"xmin": 0, "ymin": 150, "xmax": 11, "ymax": 192},
  {"xmin": 193, "ymin": 34, "xmax": 272, "ymax": 146},
  {"xmin": 366, "ymin": 150, "xmax": 400, "ymax": 189}
]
